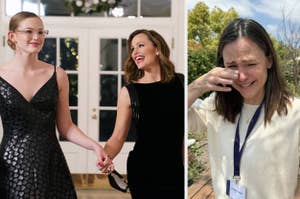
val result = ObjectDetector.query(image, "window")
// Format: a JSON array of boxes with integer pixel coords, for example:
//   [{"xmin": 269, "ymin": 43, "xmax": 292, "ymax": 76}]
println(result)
[{"xmin": 5, "ymin": 0, "xmax": 171, "ymax": 17}]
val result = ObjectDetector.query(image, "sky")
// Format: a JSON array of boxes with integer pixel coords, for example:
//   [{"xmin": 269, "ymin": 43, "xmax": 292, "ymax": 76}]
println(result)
[{"xmin": 187, "ymin": 0, "xmax": 300, "ymax": 39}]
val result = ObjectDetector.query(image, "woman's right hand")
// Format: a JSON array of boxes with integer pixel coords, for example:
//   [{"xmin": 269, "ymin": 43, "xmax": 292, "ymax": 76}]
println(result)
[
  {"xmin": 97, "ymin": 155, "xmax": 114, "ymax": 174},
  {"xmin": 188, "ymin": 67, "xmax": 238, "ymax": 107}
]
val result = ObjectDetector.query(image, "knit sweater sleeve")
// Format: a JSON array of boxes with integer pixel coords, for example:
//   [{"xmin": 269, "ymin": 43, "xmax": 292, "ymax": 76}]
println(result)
[{"xmin": 188, "ymin": 93, "xmax": 216, "ymax": 134}]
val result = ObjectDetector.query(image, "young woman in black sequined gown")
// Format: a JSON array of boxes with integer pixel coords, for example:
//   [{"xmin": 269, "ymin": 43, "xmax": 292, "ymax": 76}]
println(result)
[
  {"xmin": 0, "ymin": 11, "xmax": 113, "ymax": 198},
  {"xmin": 103, "ymin": 29, "xmax": 184, "ymax": 199}
]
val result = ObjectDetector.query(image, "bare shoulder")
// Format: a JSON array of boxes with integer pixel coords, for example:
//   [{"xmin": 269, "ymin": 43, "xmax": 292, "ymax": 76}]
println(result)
[
  {"xmin": 56, "ymin": 66, "xmax": 68, "ymax": 80},
  {"xmin": 119, "ymin": 86, "xmax": 131, "ymax": 106},
  {"xmin": 55, "ymin": 66, "xmax": 68, "ymax": 90},
  {"xmin": 120, "ymin": 86, "xmax": 130, "ymax": 98}
]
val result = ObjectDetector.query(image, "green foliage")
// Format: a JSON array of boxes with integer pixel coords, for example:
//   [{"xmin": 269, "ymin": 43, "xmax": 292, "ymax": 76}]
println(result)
[
  {"xmin": 188, "ymin": 1, "xmax": 239, "ymax": 85},
  {"xmin": 272, "ymin": 36, "xmax": 300, "ymax": 95},
  {"xmin": 65, "ymin": 0, "xmax": 121, "ymax": 16},
  {"xmin": 188, "ymin": 48, "xmax": 216, "ymax": 83},
  {"xmin": 188, "ymin": 132, "xmax": 205, "ymax": 186},
  {"xmin": 188, "ymin": 2, "xmax": 210, "ymax": 42},
  {"xmin": 208, "ymin": 7, "xmax": 239, "ymax": 49},
  {"xmin": 188, "ymin": 2, "xmax": 238, "ymax": 49}
]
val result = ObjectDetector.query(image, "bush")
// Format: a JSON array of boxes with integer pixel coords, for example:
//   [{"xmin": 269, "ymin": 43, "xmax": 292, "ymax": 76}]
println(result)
[
  {"xmin": 188, "ymin": 48, "xmax": 216, "ymax": 84},
  {"xmin": 188, "ymin": 132, "xmax": 207, "ymax": 186}
]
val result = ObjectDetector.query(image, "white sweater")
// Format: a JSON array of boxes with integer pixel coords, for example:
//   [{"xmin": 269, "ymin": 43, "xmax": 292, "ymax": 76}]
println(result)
[{"xmin": 189, "ymin": 93, "xmax": 300, "ymax": 199}]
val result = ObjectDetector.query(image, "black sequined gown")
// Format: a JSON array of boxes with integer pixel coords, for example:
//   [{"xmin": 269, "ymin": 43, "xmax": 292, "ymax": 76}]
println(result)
[{"xmin": 0, "ymin": 70, "xmax": 77, "ymax": 198}]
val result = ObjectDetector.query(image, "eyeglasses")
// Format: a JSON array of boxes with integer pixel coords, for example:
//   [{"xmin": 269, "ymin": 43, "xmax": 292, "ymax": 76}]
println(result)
[{"xmin": 15, "ymin": 29, "xmax": 49, "ymax": 37}]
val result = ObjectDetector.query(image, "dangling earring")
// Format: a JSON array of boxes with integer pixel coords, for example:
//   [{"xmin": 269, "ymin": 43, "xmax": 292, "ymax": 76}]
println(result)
[{"xmin": 156, "ymin": 51, "xmax": 159, "ymax": 56}]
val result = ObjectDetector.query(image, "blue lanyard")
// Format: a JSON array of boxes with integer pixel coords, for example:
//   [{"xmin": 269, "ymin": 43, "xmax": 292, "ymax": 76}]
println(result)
[{"xmin": 233, "ymin": 102, "xmax": 264, "ymax": 180}]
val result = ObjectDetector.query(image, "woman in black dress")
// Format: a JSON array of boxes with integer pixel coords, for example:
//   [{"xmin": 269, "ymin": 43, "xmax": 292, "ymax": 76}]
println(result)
[
  {"xmin": 0, "ymin": 11, "xmax": 112, "ymax": 198},
  {"xmin": 104, "ymin": 29, "xmax": 184, "ymax": 199}
]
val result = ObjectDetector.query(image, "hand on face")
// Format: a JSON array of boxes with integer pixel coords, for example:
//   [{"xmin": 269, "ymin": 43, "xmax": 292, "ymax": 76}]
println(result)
[{"xmin": 198, "ymin": 67, "xmax": 239, "ymax": 93}]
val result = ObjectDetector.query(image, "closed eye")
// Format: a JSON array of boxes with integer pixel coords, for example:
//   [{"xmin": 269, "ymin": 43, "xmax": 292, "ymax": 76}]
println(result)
[{"xmin": 227, "ymin": 65, "xmax": 237, "ymax": 69}]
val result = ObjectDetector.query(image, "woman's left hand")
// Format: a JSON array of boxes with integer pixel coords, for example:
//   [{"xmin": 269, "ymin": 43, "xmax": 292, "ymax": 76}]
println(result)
[{"xmin": 94, "ymin": 145, "xmax": 114, "ymax": 174}]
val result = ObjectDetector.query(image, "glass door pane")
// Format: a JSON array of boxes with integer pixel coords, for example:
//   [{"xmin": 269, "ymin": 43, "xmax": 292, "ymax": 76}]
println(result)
[
  {"xmin": 98, "ymin": 38, "xmax": 135, "ymax": 142},
  {"xmin": 6, "ymin": 0, "xmax": 39, "ymax": 16},
  {"xmin": 141, "ymin": 0, "xmax": 171, "ymax": 17}
]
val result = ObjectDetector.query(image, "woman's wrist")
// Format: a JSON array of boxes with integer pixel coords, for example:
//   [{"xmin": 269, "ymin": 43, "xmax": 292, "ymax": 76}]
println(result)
[
  {"xmin": 189, "ymin": 76, "xmax": 206, "ymax": 96},
  {"xmin": 188, "ymin": 78, "xmax": 206, "ymax": 107},
  {"xmin": 92, "ymin": 142, "xmax": 103, "ymax": 154}
]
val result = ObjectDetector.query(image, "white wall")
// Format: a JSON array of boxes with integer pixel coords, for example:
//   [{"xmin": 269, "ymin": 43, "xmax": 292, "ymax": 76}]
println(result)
[{"xmin": 174, "ymin": 0, "xmax": 187, "ymax": 74}]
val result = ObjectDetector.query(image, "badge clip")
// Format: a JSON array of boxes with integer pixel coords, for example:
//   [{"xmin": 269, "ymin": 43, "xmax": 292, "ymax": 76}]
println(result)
[{"xmin": 233, "ymin": 176, "xmax": 240, "ymax": 184}]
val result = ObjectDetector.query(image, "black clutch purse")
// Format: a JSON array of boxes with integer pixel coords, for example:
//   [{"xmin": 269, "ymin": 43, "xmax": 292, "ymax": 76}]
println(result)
[{"xmin": 108, "ymin": 170, "xmax": 128, "ymax": 193}]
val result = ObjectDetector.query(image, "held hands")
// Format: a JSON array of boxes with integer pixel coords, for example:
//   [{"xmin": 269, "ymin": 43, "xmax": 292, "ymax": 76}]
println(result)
[
  {"xmin": 94, "ymin": 145, "xmax": 114, "ymax": 174},
  {"xmin": 97, "ymin": 155, "xmax": 114, "ymax": 175}
]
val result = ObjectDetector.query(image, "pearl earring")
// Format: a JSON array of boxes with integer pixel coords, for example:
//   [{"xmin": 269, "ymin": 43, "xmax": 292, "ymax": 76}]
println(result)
[{"xmin": 156, "ymin": 52, "xmax": 159, "ymax": 55}]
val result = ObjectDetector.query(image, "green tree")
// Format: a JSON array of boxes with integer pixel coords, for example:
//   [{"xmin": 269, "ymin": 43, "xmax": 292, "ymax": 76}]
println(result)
[
  {"xmin": 188, "ymin": 2, "xmax": 210, "ymax": 47},
  {"xmin": 188, "ymin": 1, "xmax": 239, "ymax": 84},
  {"xmin": 208, "ymin": 7, "xmax": 239, "ymax": 49},
  {"xmin": 188, "ymin": 2, "xmax": 238, "ymax": 49}
]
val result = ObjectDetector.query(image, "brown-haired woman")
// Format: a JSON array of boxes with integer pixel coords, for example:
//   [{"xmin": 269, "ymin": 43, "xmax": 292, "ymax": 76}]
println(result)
[
  {"xmin": 0, "ymin": 11, "xmax": 112, "ymax": 198},
  {"xmin": 188, "ymin": 18, "xmax": 300, "ymax": 199},
  {"xmin": 103, "ymin": 29, "xmax": 184, "ymax": 199}
]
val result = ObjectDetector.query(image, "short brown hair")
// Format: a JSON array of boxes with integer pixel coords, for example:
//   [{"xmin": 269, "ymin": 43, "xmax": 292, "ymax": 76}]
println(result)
[
  {"xmin": 8, "ymin": 11, "xmax": 40, "ymax": 50},
  {"xmin": 124, "ymin": 29, "xmax": 175, "ymax": 83}
]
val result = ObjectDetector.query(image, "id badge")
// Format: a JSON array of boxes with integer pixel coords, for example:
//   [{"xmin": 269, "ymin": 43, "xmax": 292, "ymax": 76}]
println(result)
[{"xmin": 226, "ymin": 180, "xmax": 246, "ymax": 199}]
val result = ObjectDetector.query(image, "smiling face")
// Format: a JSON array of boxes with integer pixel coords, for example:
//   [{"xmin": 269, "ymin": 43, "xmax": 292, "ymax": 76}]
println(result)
[
  {"xmin": 130, "ymin": 33, "xmax": 159, "ymax": 71},
  {"xmin": 223, "ymin": 37, "xmax": 272, "ymax": 105},
  {"xmin": 9, "ymin": 17, "xmax": 45, "ymax": 54}
]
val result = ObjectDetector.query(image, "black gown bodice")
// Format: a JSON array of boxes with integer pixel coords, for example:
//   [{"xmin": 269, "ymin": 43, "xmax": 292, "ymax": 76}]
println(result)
[
  {"xmin": 0, "ymin": 71, "xmax": 77, "ymax": 198},
  {"xmin": 126, "ymin": 74, "xmax": 184, "ymax": 198}
]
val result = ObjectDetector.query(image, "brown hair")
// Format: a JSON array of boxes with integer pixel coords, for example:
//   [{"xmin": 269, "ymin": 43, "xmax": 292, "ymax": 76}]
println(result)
[
  {"xmin": 124, "ymin": 29, "xmax": 175, "ymax": 83},
  {"xmin": 215, "ymin": 18, "xmax": 292, "ymax": 124},
  {"xmin": 7, "ymin": 11, "xmax": 40, "ymax": 50}
]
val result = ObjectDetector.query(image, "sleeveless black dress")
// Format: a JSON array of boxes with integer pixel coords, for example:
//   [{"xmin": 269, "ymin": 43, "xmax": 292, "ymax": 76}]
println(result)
[
  {"xmin": 0, "ymin": 69, "xmax": 77, "ymax": 198},
  {"xmin": 126, "ymin": 74, "xmax": 184, "ymax": 199}
]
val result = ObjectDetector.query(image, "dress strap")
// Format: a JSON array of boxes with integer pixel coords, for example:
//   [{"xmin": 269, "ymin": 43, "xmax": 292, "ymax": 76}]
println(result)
[{"xmin": 54, "ymin": 65, "xmax": 57, "ymax": 73}]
